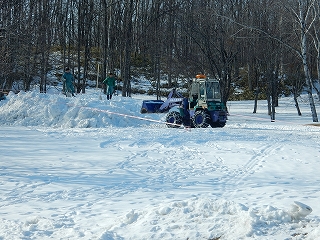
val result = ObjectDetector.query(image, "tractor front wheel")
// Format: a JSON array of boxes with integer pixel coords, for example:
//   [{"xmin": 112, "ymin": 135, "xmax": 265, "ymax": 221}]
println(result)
[
  {"xmin": 192, "ymin": 110, "xmax": 210, "ymax": 128},
  {"xmin": 166, "ymin": 111, "xmax": 183, "ymax": 128}
]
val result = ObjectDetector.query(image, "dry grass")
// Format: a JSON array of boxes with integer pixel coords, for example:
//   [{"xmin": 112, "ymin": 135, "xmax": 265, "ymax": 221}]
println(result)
[{"xmin": 305, "ymin": 123, "xmax": 320, "ymax": 127}]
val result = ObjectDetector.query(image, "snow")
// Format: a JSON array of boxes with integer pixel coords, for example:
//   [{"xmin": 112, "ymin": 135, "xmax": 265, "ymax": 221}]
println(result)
[{"xmin": 1, "ymin": 88, "xmax": 320, "ymax": 239}]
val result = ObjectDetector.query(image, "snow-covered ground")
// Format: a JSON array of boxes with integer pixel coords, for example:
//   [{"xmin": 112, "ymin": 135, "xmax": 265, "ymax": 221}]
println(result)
[{"xmin": 1, "ymin": 89, "xmax": 320, "ymax": 240}]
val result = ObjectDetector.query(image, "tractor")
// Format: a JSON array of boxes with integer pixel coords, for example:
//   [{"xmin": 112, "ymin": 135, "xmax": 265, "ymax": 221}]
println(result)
[{"xmin": 140, "ymin": 74, "xmax": 227, "ymax": 128}]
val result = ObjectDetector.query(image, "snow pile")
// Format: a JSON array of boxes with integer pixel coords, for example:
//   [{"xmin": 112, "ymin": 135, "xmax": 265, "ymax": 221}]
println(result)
[
  {"xmin": 104, "ymin": 199, "xmax": 267, "ymax": 239},
  {"xmin": 0, "ymin": 90, "xmax": 163, "ymax": 128},
  {"xmin": 101, "ymin": 199, "xmax": 318, "ymax": 239}
]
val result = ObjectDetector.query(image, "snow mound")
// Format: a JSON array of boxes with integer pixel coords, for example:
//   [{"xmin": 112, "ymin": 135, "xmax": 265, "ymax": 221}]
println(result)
[
  {"xmin": 0, "ymin": 90, "xmax": 164, "ymax": 128},
  {"xmin": 101, "ymin": 198, "xmax": 316, "ymax": 239}
]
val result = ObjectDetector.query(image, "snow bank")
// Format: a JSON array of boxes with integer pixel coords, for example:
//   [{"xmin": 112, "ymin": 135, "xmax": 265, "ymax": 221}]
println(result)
[
  {"xmin": 0, "ymin": 90, "xmax": 164, "ymax": 128},
  {"xmin": 102, "ymin": 198, "xmax": 316, "ymax": 239}
]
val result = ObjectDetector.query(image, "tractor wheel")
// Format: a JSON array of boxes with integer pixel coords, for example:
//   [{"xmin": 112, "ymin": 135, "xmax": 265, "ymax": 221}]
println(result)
[
  {"xmin": 166, "ymin": 111, "xmax": 183, "ymax": 128},
  {"xmin": 140, "ymin": 108, "xmax": 148, "ymax": 113},
  {"xmin": 210, "ymin": 121, "xmax": 226, "ymax": 128},
  {"xmin": 192, "ymin": 110, "xmax": 210, "ymax": 128}
]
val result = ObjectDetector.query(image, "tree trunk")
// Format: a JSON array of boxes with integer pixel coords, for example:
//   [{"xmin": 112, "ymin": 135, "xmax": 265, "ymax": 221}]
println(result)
[
  {"xmin": 253, "ymin": 67, "xmax": 259, "ymax": 113},
  {"xmin": 122, "ymin": 0, "xmax": 134, "ymax": 97},
  {"xmin": 299, "ymin": 0, "xmax": 318, "ymax": 122},
  {"xmin": 294, "ymin": 94, "xmax": 302, "ymax": 116}
]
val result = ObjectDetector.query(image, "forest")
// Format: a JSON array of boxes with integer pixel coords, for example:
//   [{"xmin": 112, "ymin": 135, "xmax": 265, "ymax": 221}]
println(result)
[{"xmin": 1, "ymin": 0, "xmax": 320, "ymax": 121}]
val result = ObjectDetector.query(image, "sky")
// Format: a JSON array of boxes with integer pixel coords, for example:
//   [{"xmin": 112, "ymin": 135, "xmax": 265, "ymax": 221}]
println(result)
[{"xmin": 0, "ymin": 88, "xmax": 320, "ymax": 240}]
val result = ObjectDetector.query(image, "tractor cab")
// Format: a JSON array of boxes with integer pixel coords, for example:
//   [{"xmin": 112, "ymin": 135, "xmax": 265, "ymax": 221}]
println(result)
[{"xmin": 189, "ymin": 75, "xmax": 222, "ymax": 110}]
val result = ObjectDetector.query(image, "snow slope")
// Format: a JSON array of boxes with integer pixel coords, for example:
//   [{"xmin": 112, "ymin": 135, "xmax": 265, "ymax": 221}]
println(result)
[{"xmin": 1, "ymin": 89, "xmax": 320, "ymax": 239}]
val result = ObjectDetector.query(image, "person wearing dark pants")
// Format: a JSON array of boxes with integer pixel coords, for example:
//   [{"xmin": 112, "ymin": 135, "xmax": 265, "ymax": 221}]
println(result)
[
  {"xmin": 62, "ymin": 67, "xmax": 75, "ymax": 97},
  {"xmin": 103, "ymin": 73, "xmax": 116, "ymax": 100}
]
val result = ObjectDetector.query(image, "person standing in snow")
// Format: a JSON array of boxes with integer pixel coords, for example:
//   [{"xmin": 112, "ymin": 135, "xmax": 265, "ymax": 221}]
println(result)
[
  {"xmin": 62, "ymin": 67, "xmax": 75, "ymax": 97},
  {"xmin": 0, "ymin": 92, "xmax": 6, "ymax": 101},
  {"xmin": 103, "ymin": 72, "xmax": 116, "ymax": 100}
]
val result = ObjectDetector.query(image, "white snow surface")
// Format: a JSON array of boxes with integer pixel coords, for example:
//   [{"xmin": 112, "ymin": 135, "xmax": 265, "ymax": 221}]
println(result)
[{"xmin": 1, "ymin": 89, "xmax": 320, "ymax": 239}]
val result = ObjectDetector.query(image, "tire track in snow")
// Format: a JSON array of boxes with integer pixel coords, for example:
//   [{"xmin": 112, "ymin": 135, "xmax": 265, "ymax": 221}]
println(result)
[
  {"xmin": 111, "ymin": 138, "xmax": 219, "ymax": 193},
  {"xmin": 221, "ymin": 142, "xmax": 283, "ymax": 197}
]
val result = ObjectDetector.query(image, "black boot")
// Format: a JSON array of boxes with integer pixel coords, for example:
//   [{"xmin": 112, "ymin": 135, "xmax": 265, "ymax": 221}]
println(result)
[{"xmin": 107, "ymin": 95, "xmax": 110, "ymax": 100}]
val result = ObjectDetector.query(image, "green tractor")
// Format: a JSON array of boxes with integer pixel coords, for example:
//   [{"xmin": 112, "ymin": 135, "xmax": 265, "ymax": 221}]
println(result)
[{"xmin": 141, "ymin": 74, "xmax": 227, "ymax": 128}]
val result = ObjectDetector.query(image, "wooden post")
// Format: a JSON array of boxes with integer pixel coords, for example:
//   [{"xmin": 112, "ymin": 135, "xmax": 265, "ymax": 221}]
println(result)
[{"xmin": 96, "ymin": 63, "xmax": 100, "ymax": 89}]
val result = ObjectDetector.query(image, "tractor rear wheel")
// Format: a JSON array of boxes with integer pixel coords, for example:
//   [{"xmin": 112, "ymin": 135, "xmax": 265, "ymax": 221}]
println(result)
[
  {"xmin": 192, "ymin": 110, "xmax": 210, "ymax": 128},
  {"xmin": 166, "ymin": 111, "xmax": 183, "ymax": 128}
]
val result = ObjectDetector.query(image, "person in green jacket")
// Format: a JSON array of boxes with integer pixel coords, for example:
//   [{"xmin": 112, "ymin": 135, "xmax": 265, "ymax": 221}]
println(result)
[
  {"xmin": 62, "ymin": 67, "xmax": 75, "ymax": 97},
  {"xmin": 0, "ymin": 92, "xmax": 6, "ymax": 101},
  {"xmin": 103, "ymin": 72, "xmax": 116, "ymax": 100}
]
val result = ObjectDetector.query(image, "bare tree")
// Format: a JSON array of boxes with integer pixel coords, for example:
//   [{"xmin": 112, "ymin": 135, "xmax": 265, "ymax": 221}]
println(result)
[
  {"xmin": 296, "ymin": 0, "xmax": 318, "ymax": 122},
  {"xmin": 121, "ymin": 0, "xmax": 135, "ymax": 97},
  {"xmin": 310, "ymin": 0, "xmax": 320, "ymax": 100}
]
